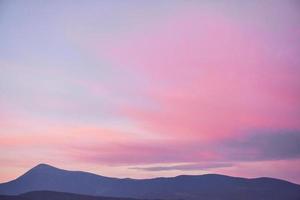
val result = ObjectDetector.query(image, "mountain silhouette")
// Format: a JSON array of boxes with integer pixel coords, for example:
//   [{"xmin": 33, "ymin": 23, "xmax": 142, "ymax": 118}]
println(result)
[{"xmin": 0, "ymin": 163, "xmax": 300, "ymax": 200}]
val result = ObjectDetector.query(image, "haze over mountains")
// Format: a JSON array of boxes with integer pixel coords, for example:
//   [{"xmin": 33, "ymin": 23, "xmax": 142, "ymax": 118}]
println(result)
[{"xmin": 0, "ymin": 164, "xmax": 300, "ymax": 200}]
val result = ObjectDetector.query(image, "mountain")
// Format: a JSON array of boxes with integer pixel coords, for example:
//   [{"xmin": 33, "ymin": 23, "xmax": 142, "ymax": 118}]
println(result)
[
  {"xmin": 0, "ymin": 191, "xmax": 141, "ymax": 200},
  {"xmin": 0, "ymin": 163, "xmax": 300, "ymax": 200}
]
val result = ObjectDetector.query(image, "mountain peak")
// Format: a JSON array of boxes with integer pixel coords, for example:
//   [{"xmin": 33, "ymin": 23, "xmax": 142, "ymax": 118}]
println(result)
[
  {"xmin": 24, "ymin": 163, "xmax": 61, "ymax": 175},
  {"xmin": 33, "ymin": 163, "xmax": 55, "ymax": 169}
]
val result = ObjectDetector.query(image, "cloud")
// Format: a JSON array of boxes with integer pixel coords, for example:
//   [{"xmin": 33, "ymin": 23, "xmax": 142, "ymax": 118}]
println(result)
[
  {"xmin": 96, "ymin": 1, "xmax": 300, "ymax": 145},
  {"xmin": 69, "ymin": 139, "xmax": 217, "ymax": 165},
  {"xmin": 69, "ymin": 129, "xmax": 300, "ymax": 166},
  {"xmin": 130, "ymin": 162, "xmax": 233, "ymax": 172},
  {"xmin": 221, "ymin": 130, "xmax": 300, "ymax": 161}
]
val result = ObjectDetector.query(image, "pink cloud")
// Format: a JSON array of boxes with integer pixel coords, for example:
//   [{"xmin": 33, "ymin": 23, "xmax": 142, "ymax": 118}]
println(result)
[
  {"xmin": 70, "ymin": 139, "xmax": 218, "ymax": 165},
  {"xmin": 94, "ymin": 6, "xmax": 300, "ymax": 143}
]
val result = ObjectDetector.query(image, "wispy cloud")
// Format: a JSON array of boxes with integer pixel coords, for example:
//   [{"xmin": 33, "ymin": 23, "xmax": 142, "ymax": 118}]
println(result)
[
  {"xmin": 221, "ymin": 130, "xmax": 300, "ymax": 161},
  {"xmin": 130, "ymin": 162, "xmax": 233, "ymax": 171}
]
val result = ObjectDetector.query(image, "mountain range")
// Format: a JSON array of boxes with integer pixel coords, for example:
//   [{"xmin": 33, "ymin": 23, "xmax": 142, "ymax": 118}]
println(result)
[{"xmin": 0, "ymin": 163, "xmax": 300, "ymax": 200}]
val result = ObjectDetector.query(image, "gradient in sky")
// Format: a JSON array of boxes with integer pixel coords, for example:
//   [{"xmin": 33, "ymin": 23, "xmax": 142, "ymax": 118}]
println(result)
[{"xmin": 1, "ymin": 0, "xmax": 300, "ymax": 183}]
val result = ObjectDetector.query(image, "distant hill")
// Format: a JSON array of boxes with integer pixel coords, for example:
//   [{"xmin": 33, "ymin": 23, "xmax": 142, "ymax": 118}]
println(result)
[
  {"xmin": 0, "ymin": 191, "xmax": 141, "ymax": 200},
  {"xmin": 0, "ymin": 163, "xmax": 300, "ymax": 200}
]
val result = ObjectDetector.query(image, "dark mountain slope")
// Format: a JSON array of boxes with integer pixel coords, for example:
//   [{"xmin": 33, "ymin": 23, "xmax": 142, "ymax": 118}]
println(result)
[
  {"xmin": 0, "ymin": 164, "xmax": 300, "ymax": 200},
  {"xmin": 0, "ymin": 191, "xmax": 141, "ymax": 200}
]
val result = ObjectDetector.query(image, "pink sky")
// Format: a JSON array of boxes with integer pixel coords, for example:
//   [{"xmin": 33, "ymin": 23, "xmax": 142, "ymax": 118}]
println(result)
[{"xmin": 1, "ymin": 1, "xmax": 300, "ymax": 184}]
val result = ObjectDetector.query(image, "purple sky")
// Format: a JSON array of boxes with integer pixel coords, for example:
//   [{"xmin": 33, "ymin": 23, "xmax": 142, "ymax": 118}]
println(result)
[{"xmin": 1, "ymin": 0, "xmax": 300, "ymax": 183}]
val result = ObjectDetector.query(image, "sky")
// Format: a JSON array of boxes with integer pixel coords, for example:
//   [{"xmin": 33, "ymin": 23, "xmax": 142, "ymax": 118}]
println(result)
[{"xmin": 0, "ymin": 0, "xmax": 300, "ymax": 184}]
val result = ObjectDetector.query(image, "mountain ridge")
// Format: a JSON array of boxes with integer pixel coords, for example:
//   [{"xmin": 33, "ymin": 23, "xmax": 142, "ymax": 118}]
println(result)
[
  {"xmin": 8, "ymin": 163, "xmax": 299, "ymax": 184},
  {"xmin": 0, "ymin": 163, "xmax": 300, "ymax": 200}
]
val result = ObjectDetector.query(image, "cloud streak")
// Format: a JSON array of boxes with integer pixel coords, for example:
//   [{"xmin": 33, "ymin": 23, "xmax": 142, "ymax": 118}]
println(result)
[
  {"xmin": 221, "ymin": 131, "xmax": 300, "ymax": 161},
  {"xmin": 130, "ymin": 162, "xmax": 233, "ymax": 172}
]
